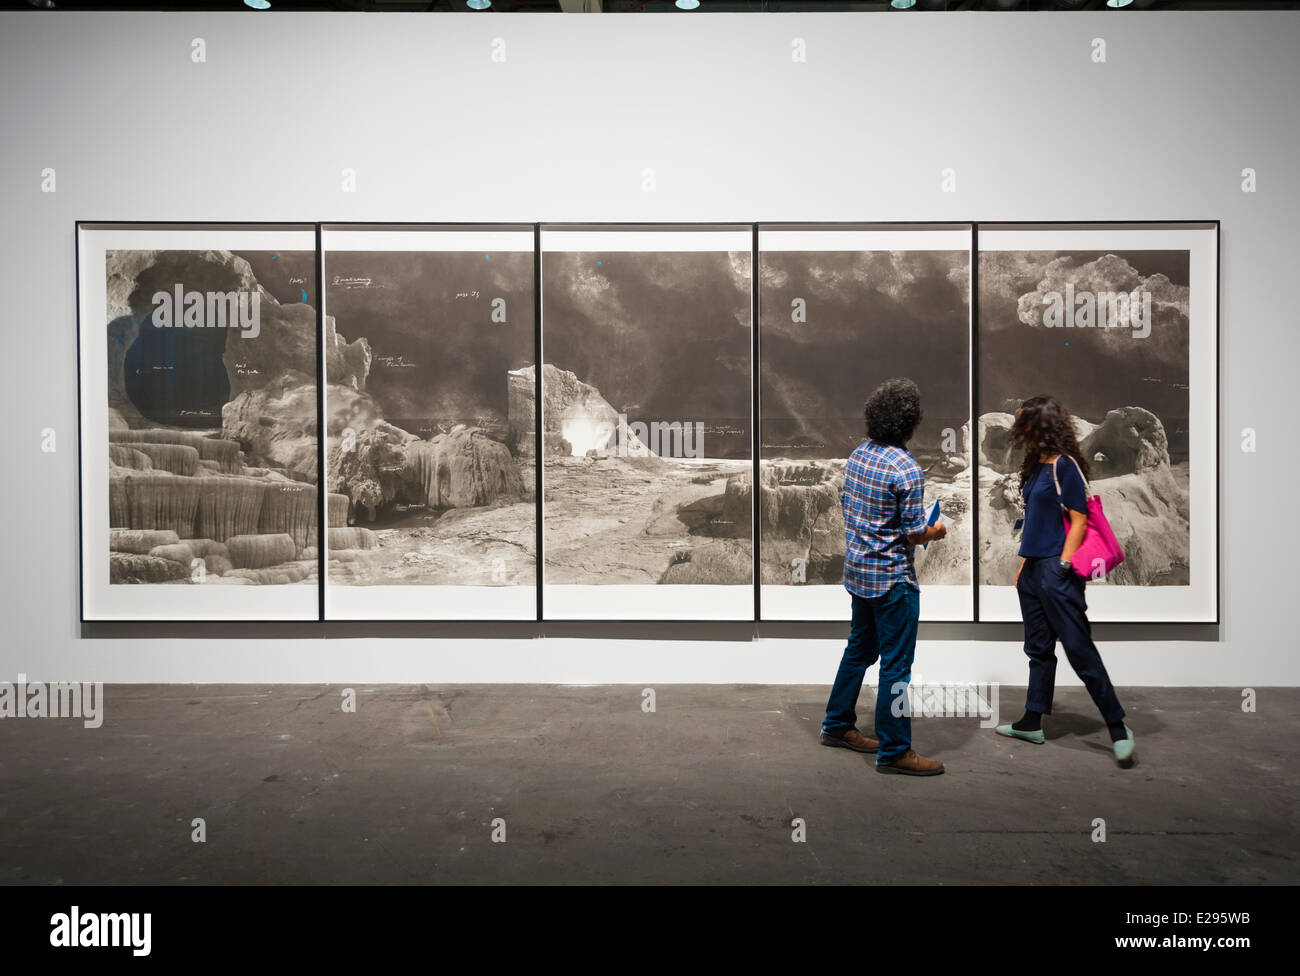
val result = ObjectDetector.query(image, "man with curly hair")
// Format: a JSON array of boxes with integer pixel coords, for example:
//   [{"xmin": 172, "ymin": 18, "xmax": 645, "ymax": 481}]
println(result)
[{"xmin": 820, "ymin": 377, "xmax": 948, "ymax": 776}]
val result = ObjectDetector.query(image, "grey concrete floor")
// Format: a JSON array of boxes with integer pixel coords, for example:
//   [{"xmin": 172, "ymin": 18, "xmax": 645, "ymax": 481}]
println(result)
[{"xmin": 0, "ymin": 685, "xmax": 1295, "ymax": 884}]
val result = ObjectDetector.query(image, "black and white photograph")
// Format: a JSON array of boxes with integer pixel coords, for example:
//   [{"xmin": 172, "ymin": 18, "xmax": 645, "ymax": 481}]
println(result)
[
  {"xmin": 540, "ymin": 226, "xmax": 753, "ymax": 620},
  {"xmin": 78, "ymin": 224, "xmax": 321, "ymax": 621},
  {"xmin": 321, "ymin": 227, "xmax": 536, "ymax": 620},
  {"xmin": 976, "ymin": 223, "xmax": 1218, "ymax": 622},
  {"xmin": 757, "ymin": 226, "xmax": 974, "ymax": 621}
]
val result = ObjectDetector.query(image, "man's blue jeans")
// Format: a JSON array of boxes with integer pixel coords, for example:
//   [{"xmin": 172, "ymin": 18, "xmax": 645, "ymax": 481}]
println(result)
[{"xmin": 821, "ymin": 582, "xmax": 920, "ymax": 765}]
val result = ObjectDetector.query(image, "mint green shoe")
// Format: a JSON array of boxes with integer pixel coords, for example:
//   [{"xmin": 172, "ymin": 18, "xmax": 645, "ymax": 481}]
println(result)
[
  {"xmin": 1113, "ymin": 725, "xmax": 1136, "ymax": 766},
  {"xmin": 995, "ymin": 723, "xmax": 1045, "ymax": 745}
]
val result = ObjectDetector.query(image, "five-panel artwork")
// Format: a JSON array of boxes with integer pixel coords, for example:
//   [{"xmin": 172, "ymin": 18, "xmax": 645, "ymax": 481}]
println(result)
[{"xmin": 77, "ymin": 221, "xmax": 1219, "ymax": 623}]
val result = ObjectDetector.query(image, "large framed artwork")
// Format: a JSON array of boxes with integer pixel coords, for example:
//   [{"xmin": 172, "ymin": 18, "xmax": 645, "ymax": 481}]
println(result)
[
  {"xmin": 320, "ymin": 225, "xmax": 537, "ymax": 620},
  {"xmin": 756, "ymin": 224, "xmax": 975, "ymax": 622},
  {"xmin": 976, "ymin": 222, "xmax": 1219, "ymax": 623},
  {"xmin": 76, "ymin": 219, "xmax": 1219, "ymax": 628},
  {"xmin": 539, "ymin": 225, "xmax": 754, "ymax": 620},
  {"xmin": 77, "ymin": 223, "xmax": 321, "ymax": 621}
]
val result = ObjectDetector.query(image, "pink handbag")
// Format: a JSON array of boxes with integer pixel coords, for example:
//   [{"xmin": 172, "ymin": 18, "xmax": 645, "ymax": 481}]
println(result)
[{"xmin": 1052, "ymin": 455, "xmax": 1125, "ymax": 580}]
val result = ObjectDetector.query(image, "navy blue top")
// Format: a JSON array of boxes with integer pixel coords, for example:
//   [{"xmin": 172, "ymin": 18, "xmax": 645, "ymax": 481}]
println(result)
[{"xmin": 1019, "ymin": 456, "xmax": 1088, "ymax": 558}]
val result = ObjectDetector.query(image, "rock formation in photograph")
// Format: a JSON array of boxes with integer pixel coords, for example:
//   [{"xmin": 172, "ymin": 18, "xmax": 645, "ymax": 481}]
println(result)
[
  {"xmin": 752, "ymin": 453, "xmax": 972, "ymax": 587},
  {"xmin": 323, "ymin": 315, "xmax": 535, "ymax": 587},
  {"xmin": 538, "ymin": 363, "xmax": 751, "ymax": 587},
  {"xmin": 978, "ymin": 405, "xmax": 1190, "ymax": 585},
  {"xmin": 105, "ymin": 249, "xmax": 319, "ymax": 586}
]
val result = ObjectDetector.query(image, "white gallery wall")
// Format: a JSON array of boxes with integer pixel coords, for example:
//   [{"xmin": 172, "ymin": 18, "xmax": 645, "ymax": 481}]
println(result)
[{"xmin": 1, "ymin": 10, "xmax": 1296, "ymax": 686}]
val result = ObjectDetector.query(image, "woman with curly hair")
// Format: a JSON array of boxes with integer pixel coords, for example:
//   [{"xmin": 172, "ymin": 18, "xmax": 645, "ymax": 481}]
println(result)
[
  {"xmin": 995, "ymin": 394, "xmax": 1135, "ymax": 766},
  {"xmin": 821, "ymin": 377, "xmax": 948, "ymax": 776}
]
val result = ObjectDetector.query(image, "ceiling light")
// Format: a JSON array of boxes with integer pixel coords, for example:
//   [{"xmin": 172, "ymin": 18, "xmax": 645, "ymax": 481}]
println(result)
[
  {"xmin": 1106, "ymin": 0, "xmax": 1135, "ymax": 6},
  {"xmin": 467, "ymin": 0, "xmax": 492, "ymax": 9},
  {"xmin": 676, "ymin": 0, "xmax": 701, "ymax": 9},
  {"xmin": 243, "ymin": 0, "xmax": 271, "ymax": 8},
  {"xmin": 891, "ymin": 0, "xmax": 918, "ymax": 8}
]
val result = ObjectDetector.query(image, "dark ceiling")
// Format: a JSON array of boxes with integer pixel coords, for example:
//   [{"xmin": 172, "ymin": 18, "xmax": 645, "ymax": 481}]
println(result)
[{"xmin": 4, "ymin": 0, "xmax": 1300, "ymax": 10}]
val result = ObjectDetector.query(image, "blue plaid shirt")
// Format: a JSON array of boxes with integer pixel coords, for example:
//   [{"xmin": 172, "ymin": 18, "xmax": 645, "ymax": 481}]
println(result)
[{"xmin": 841, "ymin": 439, "xmax": 929, "ymax": 599}]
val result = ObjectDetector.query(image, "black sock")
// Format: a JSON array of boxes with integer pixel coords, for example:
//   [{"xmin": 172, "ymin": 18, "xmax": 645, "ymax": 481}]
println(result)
[
  {"xmin": 1012, "ymin": 709, "xmax": 1042, "ymax": 732},
  {"xmin": 1107, "ymin": 721, "xmax": 1128, "ymax": 742}
]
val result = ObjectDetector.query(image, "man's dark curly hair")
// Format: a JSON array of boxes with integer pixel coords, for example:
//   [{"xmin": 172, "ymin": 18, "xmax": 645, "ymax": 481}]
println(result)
[
  {"xmin": 864, "ymin": 378, "xmax": 923, "ymax": 448},
  {"xmin": 1009, "ymin": 394, "xmax": 1091, "ymax": 490}
]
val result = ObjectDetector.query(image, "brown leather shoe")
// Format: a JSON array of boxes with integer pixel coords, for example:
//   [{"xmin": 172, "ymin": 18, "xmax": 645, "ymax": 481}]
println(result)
[
  {"xmin": 875, "ymin": 749, "xmax": 945, "ymax": 776},
  {"xmin": 820, "ymin": 728, "xmax": 879, "ymax": 753}
]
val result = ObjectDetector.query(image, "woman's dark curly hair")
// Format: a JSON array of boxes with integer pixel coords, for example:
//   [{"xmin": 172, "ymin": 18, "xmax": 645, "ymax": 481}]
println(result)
[
  {"xmin": 1009, "ymin": 394, "xmax": 1090, "ymax": 490},
  {"xmin": 864, "ymin": 378, "xmax": 923, "ymax": 448}
]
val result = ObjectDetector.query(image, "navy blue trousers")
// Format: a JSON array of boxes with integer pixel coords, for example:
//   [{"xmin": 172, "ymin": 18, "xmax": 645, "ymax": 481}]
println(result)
[
  {"xmin": 822, "ymin": 582, "xmax": 920, "ymax": 764},
  {"xmin": 1016, "ymin": 556, "xmax": 1125, "ymax": 725}
]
